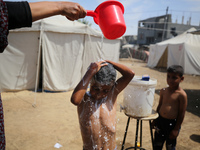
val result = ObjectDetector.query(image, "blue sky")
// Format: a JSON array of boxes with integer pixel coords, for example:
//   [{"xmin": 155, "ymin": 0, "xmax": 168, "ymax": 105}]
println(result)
[{"xmin": 10, "ymin": 0, "xmax": 200, "ymax": 35}]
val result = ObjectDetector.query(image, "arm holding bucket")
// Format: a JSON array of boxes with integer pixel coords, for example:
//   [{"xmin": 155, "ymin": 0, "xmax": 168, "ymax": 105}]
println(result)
[
  {"xmin": 106, "ymin": 60, "xmax": 135, "ymax": 94},
  {"xmin": 29, "ymin": 1, "xmax": 86, "ymax": 22}
]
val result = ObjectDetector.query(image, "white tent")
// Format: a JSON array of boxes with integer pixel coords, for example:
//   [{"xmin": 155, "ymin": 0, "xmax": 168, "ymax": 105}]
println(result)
[
  {"xmin": 0, "ymin": 16, "xmax": 120, "ymax": 92},
  {"xmin": 147, "ymin": 28, "xmax": 200, "ymax": 75}
]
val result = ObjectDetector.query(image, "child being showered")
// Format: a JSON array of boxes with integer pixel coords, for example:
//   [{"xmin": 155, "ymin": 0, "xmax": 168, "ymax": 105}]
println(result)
[{"xmin": 71, "ymin": 60, "xmax": 135, "ymax": 150}]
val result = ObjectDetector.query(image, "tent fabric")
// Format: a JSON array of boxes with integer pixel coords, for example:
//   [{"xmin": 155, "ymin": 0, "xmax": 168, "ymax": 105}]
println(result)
[
  {"xmin": 42, "ymin": 32, "xmax": 85, "ymax": 91},
  {"xmin": 0, "ymin": 16, "xmax": 120, "ymax": 92},
  {"xmin": 148, "ymin": 28, "xmax": 200, "ymax": 75},
  {"xmin": 147, "ymin": 44, "xmax": 167, "ymax": 68},
  {"xmin": 156, "ymin": 47, "xmax": 168, "ymax": 68},
  {"xmin": 0, "ymin": 31, "xmax": 40, "ymax": 91},
  {"xmin": 82, "ymin": 35, "xmax": 120, "ymax": 76}
]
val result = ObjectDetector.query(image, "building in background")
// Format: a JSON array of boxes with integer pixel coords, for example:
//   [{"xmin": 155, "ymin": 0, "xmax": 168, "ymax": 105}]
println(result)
[
  {"xmin": 137, "ymin": 14, "xmax": 200, "ymax": 45},
  {"xmin": 121, "ymin": 35, "xmax": 137, "ymax": 45}
]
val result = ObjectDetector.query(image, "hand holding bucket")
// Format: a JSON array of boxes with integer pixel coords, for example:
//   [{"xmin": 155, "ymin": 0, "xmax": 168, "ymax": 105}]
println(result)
[{"xmin": 86, "ymin": 0, "xmax": 126, "ymax": 40}]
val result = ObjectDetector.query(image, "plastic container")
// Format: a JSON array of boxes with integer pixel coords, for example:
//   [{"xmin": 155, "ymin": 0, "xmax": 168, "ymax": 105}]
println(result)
[
  {"xmin": 123, "ymin": 76, "xmax": 157, "ymax": 117},
  {"xmin": 86, "ymin": 0, "xmax": 126, "ymax": 40}
]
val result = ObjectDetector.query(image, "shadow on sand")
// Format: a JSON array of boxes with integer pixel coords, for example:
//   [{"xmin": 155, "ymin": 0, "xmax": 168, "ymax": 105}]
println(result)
[
  {"xmin": 190, "ymin": 134, "xmax": 200, "ymax": 143},
  {"xmin": 185, "ymin": 89, "xmax": 200, "ymax": 117}
]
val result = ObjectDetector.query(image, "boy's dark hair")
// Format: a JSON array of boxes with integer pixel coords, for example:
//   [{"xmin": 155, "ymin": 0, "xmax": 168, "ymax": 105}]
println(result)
[
  {"xmin": 167, "ymin": 65, "xmax": 184, "ymax": 77},
  {"xmin": 93, "ymin": 62, "xmax": 116, "ymax": 85}
]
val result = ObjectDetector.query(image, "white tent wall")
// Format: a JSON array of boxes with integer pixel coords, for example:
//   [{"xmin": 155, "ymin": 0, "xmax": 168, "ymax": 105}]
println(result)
[
  {"xmin": 42, "ymin": 32, "xmax": 85, "ymax": 91},
  {"xmin": 184, "ymin": 36, "xmax": 200, "ymax": 75},
  {"xmin": 81, "ymin": 35, "xmax": 120, "ymax": 77},
  {"xmin": 43, "ymin": 33, "xmax": 120, "ymax": 92},
  {"xmin": 42, "ymin": 17, "xmax": 120, "ymax": 91},
  {"xmin": 148, "ymin": 28, "xmax": 200, "ymax": 75},
  {"xmin": 184, "ymin": 48, "xmax": 200, "ymax": 75},
  {"xmin": 147, "ymin": 44, "xmax": 167, "ymax": 68},
  {"xmin": 168, "ymin": 42, "xmax": 200, "ymax": 75},
  {"xmin": 0, "ymin": 16, "xmax": 120, "ymax": 92},
  {"xmin": 167, "ymin": 44, "xmax": 185, "ymax": 68},
  {"xmin": 147, "ymin": 45, "xmax": 156, "ymax": 67},
  {"xmin": 40, "ymin": 16, "xmax": 102, "ymax": 37},
  {"xmin": 0, "ymin": 31, "xmax": 40, "ymax": 91}
]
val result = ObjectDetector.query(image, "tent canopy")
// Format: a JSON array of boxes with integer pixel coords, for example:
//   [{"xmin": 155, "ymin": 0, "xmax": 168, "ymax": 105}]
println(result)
[
  {"xmin": 147, "ymin": 28, "xmax": 200, "ymax": 75},
  {"xmin": 0, "ymin": 16, "xmax": 120, "ymax": 92},
  {"xmin": 11, "ymin": 15, "xmax": 103, "ymax": 36}
]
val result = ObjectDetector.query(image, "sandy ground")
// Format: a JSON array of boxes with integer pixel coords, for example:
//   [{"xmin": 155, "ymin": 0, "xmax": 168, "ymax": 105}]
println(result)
[{"xmin": 2, "ymin": 59, "xmax": 200, "ymax": 150}]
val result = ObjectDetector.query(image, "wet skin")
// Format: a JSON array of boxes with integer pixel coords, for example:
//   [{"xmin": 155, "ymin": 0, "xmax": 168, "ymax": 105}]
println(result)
[
  {"xmin": 71, "ymin": 60, "xmax": 135, "ymax": 149},
  {"xmin": 159, "ymin": 72, "xmax": 185, "ymax": 119},
  {"xmin": 78, "ymin": 82, "xmax": 117, "ymax": 150}
]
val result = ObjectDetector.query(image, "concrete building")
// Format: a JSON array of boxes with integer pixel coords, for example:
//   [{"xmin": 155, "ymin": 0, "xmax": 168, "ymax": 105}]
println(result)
[
  {"xmin": 121, "ymin": 35, "xmax": 137, "ymax": 45},
  {"xmin": 137, "ymin": 14, "xmax": 200, "ymax": 45}
]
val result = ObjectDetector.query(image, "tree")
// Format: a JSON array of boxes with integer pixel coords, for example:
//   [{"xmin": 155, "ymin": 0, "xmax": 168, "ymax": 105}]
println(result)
[{"xmin": 77, "ymin": 19, "xmax": 92, "ymax": 26}]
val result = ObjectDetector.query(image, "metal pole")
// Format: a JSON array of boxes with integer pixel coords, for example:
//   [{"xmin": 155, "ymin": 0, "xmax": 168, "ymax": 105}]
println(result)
[
  {"xmin": 134, "ymin": 120, "xmax": 139, "ymax": 150},
  {"xmin": 140, "ymin": 120, "xmax": 142, "ymax": 147},
  {"xmin": 149, "ymin": 121, "xmax": 154, "ymax": 149},
  {"xmin": 162, "ymin": 6, "xmax": 169, "ymax": 41},
  {"xmin": 121, "ymin": 117, "xmax": 131, "ymax": 150}
]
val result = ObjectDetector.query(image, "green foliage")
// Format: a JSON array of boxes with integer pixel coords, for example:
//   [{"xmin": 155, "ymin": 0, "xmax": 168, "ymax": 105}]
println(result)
[{"xmin": 77, "ymin": 19, "xmax": 92, "ymax": 26}]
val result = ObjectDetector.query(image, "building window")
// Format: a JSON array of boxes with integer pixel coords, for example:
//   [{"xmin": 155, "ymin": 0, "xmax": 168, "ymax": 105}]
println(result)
[
  {"xmin": 146, "ymin": 37, "xmax": 154, "ymax": 44},
  {"xmin": 139, "ymin": 33, "xmax": 144, "ymax": 40},
  {"xmin": 157, "ymin": 33, "xmax": 162, "ymax": 38},
  {"xmin": 159, "ymin": 18, "xmax": 164, "ymax": 23}
]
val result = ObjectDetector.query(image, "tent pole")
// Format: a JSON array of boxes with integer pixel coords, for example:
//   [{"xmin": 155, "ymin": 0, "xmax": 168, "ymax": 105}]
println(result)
[{"xmin": 33, "ymin": 20, "xmax": 43, "ymax": 107}]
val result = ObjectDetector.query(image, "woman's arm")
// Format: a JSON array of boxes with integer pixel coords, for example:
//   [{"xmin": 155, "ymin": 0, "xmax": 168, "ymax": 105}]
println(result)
[
  {"xmin": 6, "ymin": 1, "xmax": 32, "ymax": 30},
  {"xmin": 6, "ymin": 1, "xmax": 86, "ymax": 29},
  {"xmin": 29, "ymin": 1, "xmax": 86, "ymax": 22}
]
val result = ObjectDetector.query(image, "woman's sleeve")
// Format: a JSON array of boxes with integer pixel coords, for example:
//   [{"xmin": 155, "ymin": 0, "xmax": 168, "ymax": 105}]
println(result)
[{"xmin": 5, "ymin": 1, "xmax": 32, "ymax": 30}]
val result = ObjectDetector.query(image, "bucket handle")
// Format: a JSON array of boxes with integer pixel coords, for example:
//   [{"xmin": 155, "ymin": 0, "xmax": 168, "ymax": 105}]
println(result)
[
  {"xmin": 86, "ymin": 10, "xmax": 97, "ymax": 18},
  {"xmin": 120, "ymin": 104, "xmax": 126, "ymax": 112},
  {"xmin": 146, "ymin": 89, "xmax": 156, "ymax": 108}
]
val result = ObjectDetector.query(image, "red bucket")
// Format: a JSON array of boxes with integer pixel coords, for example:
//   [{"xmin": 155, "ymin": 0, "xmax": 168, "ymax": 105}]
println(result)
[{"xmin": 86, "ymin": 0, "xmax": 126, "ymax": 40}]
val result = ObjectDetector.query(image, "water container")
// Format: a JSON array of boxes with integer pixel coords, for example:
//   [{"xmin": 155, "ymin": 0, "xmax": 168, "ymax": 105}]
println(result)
[{"xmin": 123, "ymin": 76, "xmax": 157, "ymax": 117}]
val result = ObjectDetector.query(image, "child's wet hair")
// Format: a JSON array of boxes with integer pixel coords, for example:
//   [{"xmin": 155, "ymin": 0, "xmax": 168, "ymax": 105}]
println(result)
[
  {"xmin": 92, "ymin": 62, "xmax": 116, "ymax": 85},
  {"xmin": 167, "ymin": 65, "xmax": 184, "ymax": 77}
]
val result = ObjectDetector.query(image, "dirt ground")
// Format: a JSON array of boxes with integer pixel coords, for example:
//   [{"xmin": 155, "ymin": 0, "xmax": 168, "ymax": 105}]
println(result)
[{"xmin": 2, "ymin": 59, "xmax": 200, "ymax": 150}]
